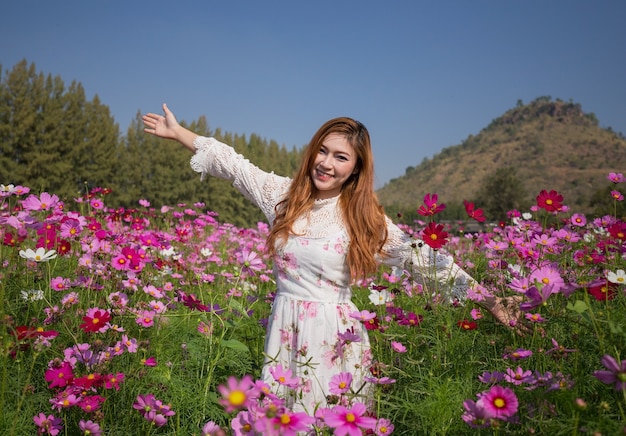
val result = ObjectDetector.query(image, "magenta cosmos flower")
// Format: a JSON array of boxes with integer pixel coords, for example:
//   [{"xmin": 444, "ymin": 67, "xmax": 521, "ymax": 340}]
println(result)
[
  {"xmin": 329, "ymin": 372, "xmax": 353, "ymax": 395},
  {"xmin": 594, "ymin": 354, "xmax": 626, "ymax": 391},
  {"xmin": 324, "ymin": 402, "xmax": 377, "ymax": 436},
  {"xmin": 480, "ymin": 385, "xmax": 519, "ymax": 419}
]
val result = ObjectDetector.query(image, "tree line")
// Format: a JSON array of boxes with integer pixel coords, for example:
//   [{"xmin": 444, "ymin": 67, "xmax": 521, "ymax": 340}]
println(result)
[{"xmin": 0, "ymin": 60, "xmax": 302, "ymax": 227}]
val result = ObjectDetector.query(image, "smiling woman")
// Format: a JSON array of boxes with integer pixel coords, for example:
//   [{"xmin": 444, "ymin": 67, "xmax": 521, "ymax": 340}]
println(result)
[{"xmin": 142, "ymin": 103, "xmax": 523, "ymax": 415}]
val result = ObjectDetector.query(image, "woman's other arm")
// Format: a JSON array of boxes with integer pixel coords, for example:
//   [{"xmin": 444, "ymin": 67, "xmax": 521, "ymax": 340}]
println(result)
[{"xmin": 142, "ymin": 103, "xmax": 198, "ymax": 152}]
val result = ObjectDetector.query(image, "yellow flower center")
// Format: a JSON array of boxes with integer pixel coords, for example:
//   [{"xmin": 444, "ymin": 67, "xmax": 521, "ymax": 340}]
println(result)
[
  {"xmin": 280, "ymin": 414, "xmax": 291, "ymax": 425},
  {"xmin": 228, "ymin": 390, "xmax": 246, "ymax": 407},
  {"xmin": 346, "ymin": 413, "xmax": 356, "ymax": 423},
  {"xmin": 494, "ymin": 398, "xmax": 505, "ymax": 408},
  {"xmin": 430, "ymin": 234, "xmax": 438, "ymax": 241},
  {"xmin": 339, "ymin": 381, "xmax": 346, "ymax": 389}
]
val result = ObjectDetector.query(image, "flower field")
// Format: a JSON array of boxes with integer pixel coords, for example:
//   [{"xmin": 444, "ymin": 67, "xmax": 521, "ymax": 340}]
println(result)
[{"xmin": 1, "ymin": 177, "xmax": 625, "ymax": 435}]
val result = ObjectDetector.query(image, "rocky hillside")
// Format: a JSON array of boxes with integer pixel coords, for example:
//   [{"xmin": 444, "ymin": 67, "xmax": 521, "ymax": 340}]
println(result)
[{"xmin": 376, "ymin": 97, "xmax": 626, "ymax": 215}]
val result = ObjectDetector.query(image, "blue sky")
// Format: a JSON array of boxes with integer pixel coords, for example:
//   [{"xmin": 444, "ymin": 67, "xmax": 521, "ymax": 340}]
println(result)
[{"xmin": 3, "ymin": 0, "xmax": 625, "ymax": 187}]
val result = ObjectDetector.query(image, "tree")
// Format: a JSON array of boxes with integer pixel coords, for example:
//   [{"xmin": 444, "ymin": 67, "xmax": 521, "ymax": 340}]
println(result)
[{"xmin": 475, "ymin": 166, "xmax": 529, "ymax": 221}]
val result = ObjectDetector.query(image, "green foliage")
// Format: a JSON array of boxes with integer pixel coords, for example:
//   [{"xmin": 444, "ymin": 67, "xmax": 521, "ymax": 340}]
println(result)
[
  {"xmin": 377, "ymin": 95, "xmax": 626, "ymax": 216},
  {"xmin": 475, "ymin": 166, "xmax": 530, "ymax": 221},
  {"xmin": 0, "ymin": 60, "xmax": 303, "ymax": 228}
]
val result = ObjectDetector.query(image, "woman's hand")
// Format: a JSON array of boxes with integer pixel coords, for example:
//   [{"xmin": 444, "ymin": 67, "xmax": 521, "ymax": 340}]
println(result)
[
  {"xmin": 142, "ymin": 103, "xmax": 199, "ymax": 152},
  {"xmin": 482, "ymin": 295, "xmax": 531, "ymax": 336},
  {"xmin": 142, "ymin": 103, "xmax": 180, "ymax": 140}
]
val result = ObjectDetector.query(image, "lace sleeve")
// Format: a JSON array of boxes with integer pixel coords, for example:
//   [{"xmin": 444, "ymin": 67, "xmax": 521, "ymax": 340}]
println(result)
[
  {"xmin": 190, "ymin": 136, "xmax": 291, "ymax": 221},
  {"xmin": 381, "ymin": 217, "xmax": 476, "ymax": 302}
]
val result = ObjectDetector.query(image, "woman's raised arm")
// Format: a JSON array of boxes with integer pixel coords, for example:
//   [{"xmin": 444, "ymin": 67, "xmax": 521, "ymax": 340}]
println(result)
[{"xmin": 142, "ymin": 103, "xmax": 199, "ymax": 153}]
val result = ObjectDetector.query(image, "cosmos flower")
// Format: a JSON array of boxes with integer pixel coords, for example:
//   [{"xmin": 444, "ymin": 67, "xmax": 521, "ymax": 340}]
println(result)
[
  {"xmin": 480, "ymin": 385, "xmax": 519, "ymax": 419},
  {"xmin": 608, "ymin": 172, "xmax": 625, "ymax": 183},
  {"xmin": 593, "ymin": 354, "xmax": 626, "ymax": 391},
  {"xmin": 606, "ymin": 269, "xmax": 626, "ymax": 285},
  {"xmin": 536, "ymin": 189, "xmax": 564, "ymax": 212},
  {"xmin": 417, "ymin": 193, "xmax": 446, "ymax": 216},
  {"xmin": 329, "ymin": 372, "xmax": 353, "ymax": 395},
  {"xmin": 19, "ymin": 247, "xmax": 57, "ymax": 262},
  {"xmin": 422, "ymin": 222, "xmax": 449, "ymax": 249},
  {"xmin": 463, "ymin": 200, "xmax": 486, "ymax": 222},
  {"xmin": 324, "ymin": 402, "xmax": 377, "ymax": 436}
]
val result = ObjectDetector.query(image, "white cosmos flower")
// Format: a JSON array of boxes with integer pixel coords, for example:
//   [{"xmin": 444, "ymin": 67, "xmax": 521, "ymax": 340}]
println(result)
[
  {"xmin": 606, "ymin": 269, "xmax": 626, "ymax": 285},
  {"xmin": 368, "ymin": 289, "xmax": 393, "ymax": 306},
  {"xmin": 522, "ymin": 212, "xmax": 533, "ymax": 220},
  {"xmin": 20, "ymin": 289, "xmax": 45, "ymax": 301},
  {"xmin": 159, "ymin": 247, "xmax": 176, "ymax": 258},
  {"xmin": 19, "ymin": 247, "xmax": 57, "ymax": 262}
]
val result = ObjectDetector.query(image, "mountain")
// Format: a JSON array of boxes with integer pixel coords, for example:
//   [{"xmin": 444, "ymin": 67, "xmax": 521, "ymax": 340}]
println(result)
[{"xmin": 376, "ymin": 96, "xmax": 626, "ymax": 217}]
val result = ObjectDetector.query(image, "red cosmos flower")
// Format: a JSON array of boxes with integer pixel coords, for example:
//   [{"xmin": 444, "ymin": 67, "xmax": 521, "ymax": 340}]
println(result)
[
  {"xmin": 422, "ymin": 222, "xmax": 449, "ymax": 249},
  {"xmin": 587, "ymin": 282, "xmax": 618, "ymax": 301},
  {"xmin": 607, "ymin": 221, "xmax": 626, "ymax": 240},
  {"xmin": 536, "ymin": 190, "xmax": 564, "ymax": 212},
  {"xmin": 56, "ymin": 239, "xmax": 71, "ymax": 256},
  {"xmin": 457, "ymin": 319, "xmax": 478, "ymax": 330},
  {"xmin": 463, "ymin": 200, "xmax": 486, "ymax": 223},
  {"xmin": 417, "ymin": 193, "xmax": 446, "ymax": 216},
  {"xmin": 15, "ymin": 326, "xmax": 59, "ymax": 341},
  {"xmin": 79, "ymin": 309, "xmax": 112, "ymax": 333},
  {"xmin": 364, "ymin": 315, "xmax": 381, "ymax": 331}
]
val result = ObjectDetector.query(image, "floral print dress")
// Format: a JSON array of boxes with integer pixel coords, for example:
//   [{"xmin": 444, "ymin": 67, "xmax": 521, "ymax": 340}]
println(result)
[{"xmin": 190, "ymin": 137, "xmax": 476, "ymax": 412}]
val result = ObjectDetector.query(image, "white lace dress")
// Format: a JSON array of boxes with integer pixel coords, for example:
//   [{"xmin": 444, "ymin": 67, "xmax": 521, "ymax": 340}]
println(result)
[{"xmin": 190, "ymin": 137, "xmax": 476, "ymax": 412}]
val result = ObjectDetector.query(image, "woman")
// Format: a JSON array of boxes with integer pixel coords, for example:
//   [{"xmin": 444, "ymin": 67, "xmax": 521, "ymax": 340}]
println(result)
[{"xmin": 142, "ymin": 104, "xmax": 523, "ymax": 413}]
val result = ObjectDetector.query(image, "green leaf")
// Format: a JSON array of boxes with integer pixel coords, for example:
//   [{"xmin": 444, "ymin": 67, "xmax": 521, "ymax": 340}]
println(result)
[
  {"xmin": 566, "ymin": 300, "xmax": 589, "ymax": 314},
  {"xmin": 220, "ymin": 339, "xmax": 249, "ymax": 353}
]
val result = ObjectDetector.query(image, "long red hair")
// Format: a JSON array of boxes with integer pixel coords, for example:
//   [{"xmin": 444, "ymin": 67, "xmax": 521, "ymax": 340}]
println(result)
[{"xmin": 266, "ymin": 117, "xmax": 388, "ymax": 281}]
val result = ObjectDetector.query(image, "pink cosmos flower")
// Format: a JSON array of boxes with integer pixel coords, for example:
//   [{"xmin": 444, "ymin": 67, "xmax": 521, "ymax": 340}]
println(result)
[
  {"xmin": 391, "ymin": 341, "xmax": 407, "ymax": 353},
  {"xmin": 217, "ymin": 375, "xmax": 255, "ymax": 413},
  {"xmin": 236, "ymin": 248, "xmax": 265, "ymax": 275},
  {"xmin": 608, "ymin": 172, "xmax": 625, "ymax": 183},
  {"xmin": 504, "ymin": 348, "xmax": 533, "ymax": 361},
  {"xmin": 33, "ymin": 413, "xmax": 63, "ymax": 435},
  {"xmin": 79, "ymin": 420, "xmax": 102, "ymax": 436},
  {"xmin": 269, "ymin": 410, "xmax": 316, "ymax": 435},
  {"xmin": 59, "ymin": 217, "xmax": 82, "ymax": 239},
  {"xmin": 480, "ymin": 385, "xmax": 519, "ymax": 419},
  {"xmin": 329, "ymin": 372, "xmax": 353, "ymax": 395},
  {"xmin": 504, "ymin": 367, "xmax": 533, "ymax": 385},
  {"xmin": 202, "ymin": 420, "xmax": 223, "ymax": 436},
  {"xmin": 324, "ymin": 402, "xmax": 377, "ymax": 436},
  {"xmin": 570, "ymin": 213, "xmax": 587, "ymax": 227},
  {"xmin": 269, "ymin": 364, "xmax": 300, "ymax": 388},
  {"xmin": 231, "ymin": 410, "xmax": 255, "ymax": 435},
  {"xmin": 136, "ymin": 310, "xmax": 156, "ymax": 328},
  {"xmin": 141, "ymin": 356, "xmax": 158, "ymax": 367},
  {"xmin": 462, "ymin": 398, "xmax": 492, "ymax": 429},
  {"xmin": 593, "ymin": 354, "xmax": 626, "ymax": 391},
  {"xmin": 470, "ymin": 308, "xmax": 483, "ymax": 320},
  {"xmin": 611, "ymin": 190, "xmax": 624, "ymax": 201},
  {"xmin": 104, "ymin": 372, "xmax": 125, "ymax": 390},
  {"xmin": 50, "ymin": 277, "xmax": 70, "ymax": 292},
  {"xmin": 374, "ymin": 417, "xmax": 395, "ymax": 435},
  {"xmin": 22, "ymin": 192, "xmax": 60, "ymax": 211},
  {"xmin": 525, "ymin": 312, "xmax": 546, "ymax": 323},
  {"xmin": 349, "ymin": 310, "xmax": 377, "ymax": 322}
]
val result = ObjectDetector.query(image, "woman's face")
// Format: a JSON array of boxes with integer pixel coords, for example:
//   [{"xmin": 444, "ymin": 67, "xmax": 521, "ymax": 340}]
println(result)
[{"xmin": 310, "ymin": 133, "xmax": 358, "ymax": 199}]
